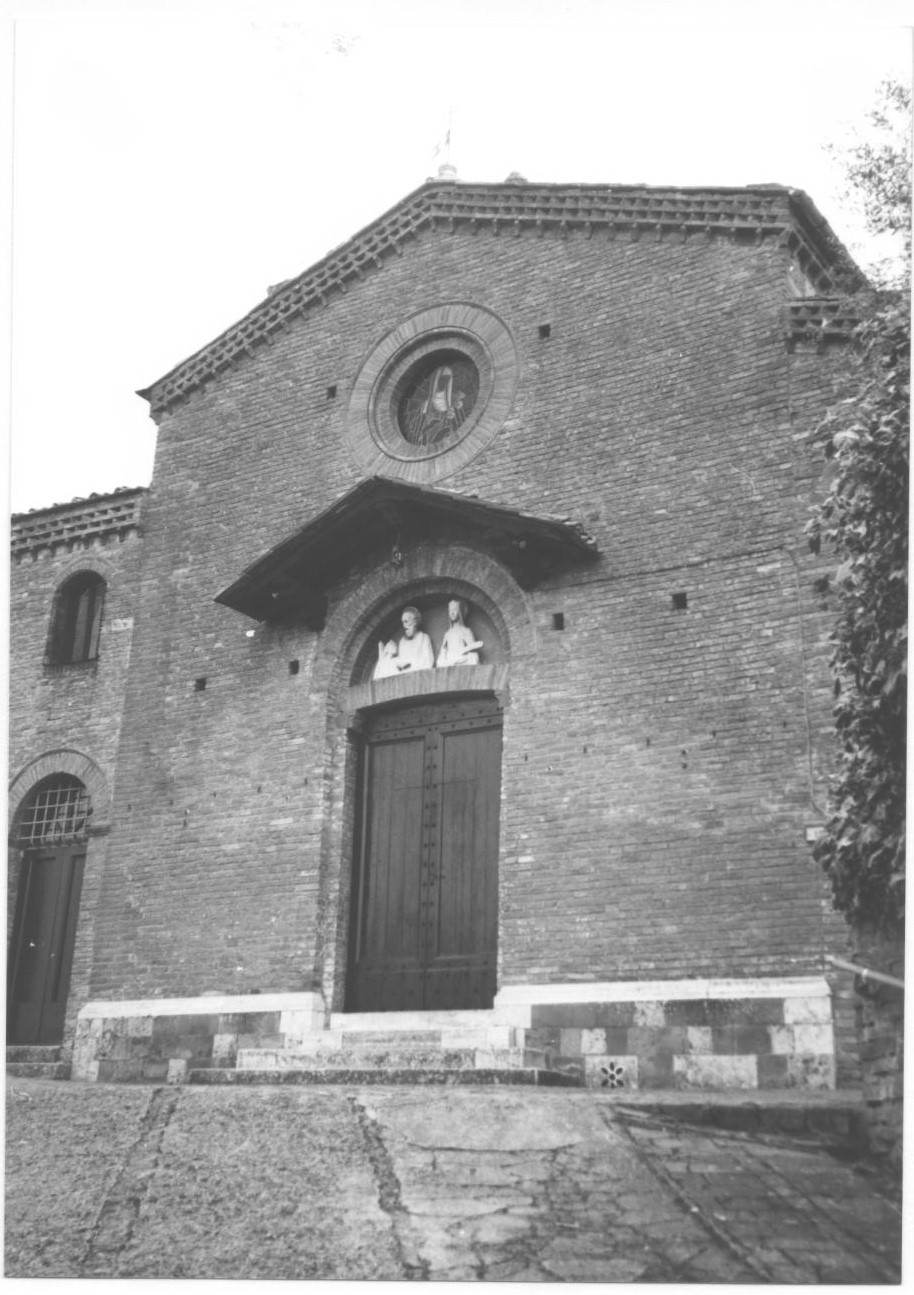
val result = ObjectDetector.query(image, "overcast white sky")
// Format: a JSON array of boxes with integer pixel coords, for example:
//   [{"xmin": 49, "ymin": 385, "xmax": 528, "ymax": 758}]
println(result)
[{"xmin": 4, "ymin": 0, "xmax": 912, "ymax": 513}]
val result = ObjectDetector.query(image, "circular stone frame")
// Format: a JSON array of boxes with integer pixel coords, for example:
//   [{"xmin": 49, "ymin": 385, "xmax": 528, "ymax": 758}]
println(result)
[{"xmin": 345, "ymin": 303, "xmax": 519, "ymax": 484}]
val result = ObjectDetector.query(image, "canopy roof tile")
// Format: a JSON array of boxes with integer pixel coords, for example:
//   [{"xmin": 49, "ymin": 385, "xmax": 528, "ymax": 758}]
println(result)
[{"xmin": 215, "ymin": 476, "xmax": 599, "ymax": 626}]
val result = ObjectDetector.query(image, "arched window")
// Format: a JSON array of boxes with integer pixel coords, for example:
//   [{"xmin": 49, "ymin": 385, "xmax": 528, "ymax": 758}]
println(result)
[
  {"xmin": 15, "ymin": 774, "xmax": 91, "ymax": 845},
  {"xmin": 47, "ymin": 572, "xmax": 105, "ymax": 664}
]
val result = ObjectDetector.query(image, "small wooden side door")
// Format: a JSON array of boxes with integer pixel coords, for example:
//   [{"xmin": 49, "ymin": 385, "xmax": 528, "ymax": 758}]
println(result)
[
  {"xmin": 347, "ymin": 697, "xmax": 502, "ymax": 1012},
  {"xmin": 7, "ymin": 845, "xmax": 86, "ymax": 1045}
]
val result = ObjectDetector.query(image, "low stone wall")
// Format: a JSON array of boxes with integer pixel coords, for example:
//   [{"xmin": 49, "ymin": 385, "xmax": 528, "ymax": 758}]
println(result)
[
  {"xmin": 505, "ymin": 980, "xmax": 836, "ymax": 1090},
  {"xmin": 72, "ymin": 993, "xmax": 324, "ymax": 1083},
  {"xmin": 72, "ymin": 977, "xmax": 839, "ymax": 1091}
]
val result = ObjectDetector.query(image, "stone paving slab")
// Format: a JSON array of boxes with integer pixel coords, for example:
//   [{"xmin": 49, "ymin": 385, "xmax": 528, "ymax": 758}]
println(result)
[
  {"xmin": 359, "ymin": 1087, "xmax": 757, "ymax": 1281},
  {"xmin": 611, "ymin": 1106, "xmax": 901, "ymax": 1284},
  {"xmin": 4, "ymin": 1077, "xmax": 902, "ymax": 1282}
]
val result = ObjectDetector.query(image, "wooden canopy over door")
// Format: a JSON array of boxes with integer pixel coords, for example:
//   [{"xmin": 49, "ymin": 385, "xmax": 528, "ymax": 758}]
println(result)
[{"xmin": 347, "ymin": 695, "xmax": 502, "ymax": 1012}]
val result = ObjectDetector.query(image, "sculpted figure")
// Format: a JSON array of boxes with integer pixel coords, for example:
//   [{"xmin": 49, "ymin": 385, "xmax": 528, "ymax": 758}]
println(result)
[
  {"xmin": 372, "ymin": 639, "xmax": 400, "ymax": 680},
  {"xmin": 436, "ymin": 599, "xmax": 484, "ymax": 667},
  {"xmin": 392, "ymin": 605, "xmax": 434, "ymax": 673}
]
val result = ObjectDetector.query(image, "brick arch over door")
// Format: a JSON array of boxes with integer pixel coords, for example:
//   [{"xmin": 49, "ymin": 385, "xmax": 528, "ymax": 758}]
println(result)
[
  {"xmin": 9, "ymin": 750, "xmax": 112, "ymax": 835},
  {"xmin": 312, "ymin": 542, "xmax": 537, "ymax": 703},
  {"xmin": 309, "ymin": 542, "xmax": 538, "ymax": 1011},
  {"xmin": 7, "ymin": 751, "xmax": 111, "ymax": 1049}
]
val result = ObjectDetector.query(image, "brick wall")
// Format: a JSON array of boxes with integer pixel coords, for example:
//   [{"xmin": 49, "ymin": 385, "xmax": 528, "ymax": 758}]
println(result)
[
  {"xmin": 9, "ymin": 527, "xmax": 143, "ymax": 785},
  {"xmin": 9, "ymin": 502, "xmax": 145, "ymax": 1048},
  {"xmin": 83, "ymin": 222, "xmax": 850, "ymax": 1011}
]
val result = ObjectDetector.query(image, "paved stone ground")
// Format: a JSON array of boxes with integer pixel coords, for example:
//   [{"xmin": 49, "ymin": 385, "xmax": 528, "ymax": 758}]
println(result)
[{"xmin": 5, "ymin": 1078, "xmax": 902, "ymax": 1282}]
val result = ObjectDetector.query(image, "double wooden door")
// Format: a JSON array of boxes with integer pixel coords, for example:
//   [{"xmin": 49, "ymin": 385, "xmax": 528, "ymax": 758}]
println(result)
[
  {"xmin": 7, "ymin": 844, "xmax": 85, "ymax": 1045},
  {"xmin": 347, "ymin": 697, "xmax": 502, "ymax": 1012}
]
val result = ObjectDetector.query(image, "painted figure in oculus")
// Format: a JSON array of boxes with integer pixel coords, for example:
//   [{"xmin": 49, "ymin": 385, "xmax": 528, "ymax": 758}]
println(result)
[
  {"xmin": 436, "ymin": 599, "xmax": 484, "ymax": 667},
  {"xmin": 393, "ymin": 606, "xmax": 435, "ymax": 672},
  {"xmin": 399, "ymin": 359, "xmax": 478, "ymax": 446}
]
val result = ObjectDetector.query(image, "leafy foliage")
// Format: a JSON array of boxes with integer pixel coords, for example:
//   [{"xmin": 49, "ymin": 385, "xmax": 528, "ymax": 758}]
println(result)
[
  {"xmin": 808, "ymin": 294, "xmax": 908, "ymax": 929},
  {"xmin": 826, "ymin": 80, "xmax": 911, "ymax": 288},
  {"xmin": 808, "ymin": 80, "xmax": 910, "ymax": 930},
  {"xmin": 808, "ymin": 85, "xmax": 909, "ymax": 930}
]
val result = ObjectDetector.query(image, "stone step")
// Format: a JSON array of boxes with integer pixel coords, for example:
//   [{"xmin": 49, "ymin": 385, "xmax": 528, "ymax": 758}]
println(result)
[
  {"xmin": 236, "ymin": 1046, "xmax": 541, "ymax": 1072},
  {"xmin": 318, "ymin": 1026, "xmax": 518, "ymax": 1050},
  {"xmin": 332, "ymin": 1030, "xmax": 453, "ymax": 1048},
  {"xmin": 281, "ymin": 1028, "xmax": 513, "ymax": 1053},
  {"xmin": 6, "ymin": 1045, "xmax": 62, "ymax": 1064},
  {"xmin": 239, "ymin": 1047, "xmax": 475, "ymax": 1071},
  {"xmin": 7, "ymin": 1061, "xmax": 71, "ymax": 1080},
  {"xmin": 189, "ymin": 1066, "xmax": 582, "ymax": 1088}
]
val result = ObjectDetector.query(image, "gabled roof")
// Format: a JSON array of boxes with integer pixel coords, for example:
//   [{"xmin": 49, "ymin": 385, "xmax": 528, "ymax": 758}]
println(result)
[
  {"xmin": 215, "ymin": 476, "xmax": 599, "ymax": 626},
  {"xmin": 140, "ymin": 179, "xmax": 864, "ymax": 415}
]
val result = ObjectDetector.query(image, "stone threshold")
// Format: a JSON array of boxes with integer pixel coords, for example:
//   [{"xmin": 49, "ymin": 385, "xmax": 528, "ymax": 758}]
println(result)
[{"xmin": 328, "ymin": 1009, "xmax": 507, "ymax": 1030}]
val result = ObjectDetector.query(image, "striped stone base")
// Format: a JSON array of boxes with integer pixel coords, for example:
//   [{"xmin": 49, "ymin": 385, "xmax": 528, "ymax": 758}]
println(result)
[
  {"xmin": 72, "ymin": 977, "xmax": 837, "ymax": 1090},
  {"xmin": 72, "ymin": 993, "xmax": 325, "ymax": 1083},
  {"xmin": 503, "ymin": 977, "xmax": 836, "ymax": 1091}
]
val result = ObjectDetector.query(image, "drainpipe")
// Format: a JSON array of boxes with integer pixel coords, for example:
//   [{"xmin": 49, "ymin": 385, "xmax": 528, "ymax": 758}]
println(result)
[{"xmin": 826, "ymin": 955, "xmax": 904, "ymax": 990}]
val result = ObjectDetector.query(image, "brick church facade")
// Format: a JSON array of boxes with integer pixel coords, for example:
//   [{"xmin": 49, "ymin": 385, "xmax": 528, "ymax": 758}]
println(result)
[{"xmin": 9, "ymin": 178, "xmax": 863, "ymax": 1088}]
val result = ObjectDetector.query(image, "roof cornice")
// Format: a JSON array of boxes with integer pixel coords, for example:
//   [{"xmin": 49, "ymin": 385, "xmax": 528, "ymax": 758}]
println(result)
[
  {"xmin": 139, "ymin": 181, "xmax": 864, "ymax": 416},
  {"xmin": 11, "ymin": 487, "xmax": 148, "ymax": 560}
]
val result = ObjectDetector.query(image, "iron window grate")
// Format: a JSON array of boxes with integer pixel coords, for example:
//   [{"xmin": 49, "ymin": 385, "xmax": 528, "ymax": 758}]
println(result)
[{"xmin": 16, "ymin": 776, "xmax": 91, "ymax": 845}]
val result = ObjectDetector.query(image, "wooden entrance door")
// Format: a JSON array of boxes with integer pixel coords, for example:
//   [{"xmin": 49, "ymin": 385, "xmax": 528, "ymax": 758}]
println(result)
[
  {"xmin": 347, "ymin": 696, "xmax": 502, "ymax": 1012},
  {"xmin": 7, "ymin": 845, "xmax": 86, "ymax": 1045}
]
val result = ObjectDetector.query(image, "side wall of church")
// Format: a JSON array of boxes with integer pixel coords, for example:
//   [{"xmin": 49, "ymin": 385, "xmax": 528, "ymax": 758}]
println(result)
[
  {"xmin": 88, "ymin": 225, "xmax": 849, "ymax": 1004},
  {"xmin": 9, "ymin": 522, "xmax": 144, "ymax": 1050}
]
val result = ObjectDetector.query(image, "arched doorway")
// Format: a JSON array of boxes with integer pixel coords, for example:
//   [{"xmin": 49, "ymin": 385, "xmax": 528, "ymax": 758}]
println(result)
[
  {"xmin": 8, "ymin": 775, "xmax": 90, "ymax": 1045},
  {"xmin": 346, "ymin": 694, "xmax": 502, "ymax": 1012}
]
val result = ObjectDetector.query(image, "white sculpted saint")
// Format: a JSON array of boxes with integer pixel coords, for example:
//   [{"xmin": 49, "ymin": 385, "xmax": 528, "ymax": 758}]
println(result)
[
  {"xmin": 394, "ymin": 605, "xmax": 435, "ymax": 672},
  {"xmin": 372, "ymin": 607, "xmax": 434, "ymax": 679},
  {"xmin": 436, "ymin": 599, "xmax": 484, "ymax": 667}
]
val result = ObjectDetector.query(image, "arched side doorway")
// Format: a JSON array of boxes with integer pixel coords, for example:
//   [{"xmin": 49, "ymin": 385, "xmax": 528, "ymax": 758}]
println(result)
[
  {"xmin": 346, "ymin": 693, "xmax": 503, "ymax": 1012},
  {"xmin": 8, "ymin": 775, "xmax": 90, "ymax": 1045}
]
